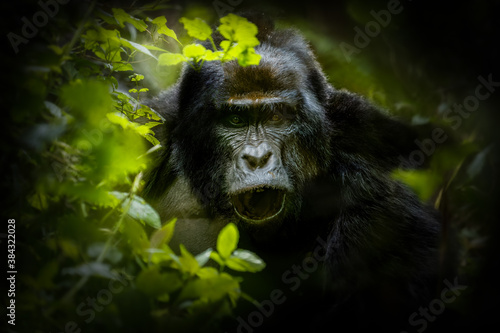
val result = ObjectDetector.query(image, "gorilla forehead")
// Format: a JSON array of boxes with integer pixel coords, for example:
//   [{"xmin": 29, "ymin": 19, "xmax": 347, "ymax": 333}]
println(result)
[{"xmin": 221, "ymin": 46, "xmax": 309, "ymax": 98}]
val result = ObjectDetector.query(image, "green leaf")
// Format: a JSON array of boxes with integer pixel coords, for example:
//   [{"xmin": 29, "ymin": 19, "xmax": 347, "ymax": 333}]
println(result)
[
  {"xmin": 111, "ymin": 192, "xmax": 161, "ymax": 229},
  {"xmin": 150, "ymin": 218, "xmax": 177, "ymax": 248},
  {"xmin": 142, "ymin": 44, "xmax": 169, "ymax": 52},
  {"xmin": 120, "ymin": 218, "xmax": 150, "ymax": 254},
  {"xmin": 136, "ymin": 266, "xmax": 182, "ymax": 297},
  {"xmin": 210, "ymin": 251, "xmax": 224, "ymax": 266},
  {"xmin": 107, "ymin": 112, "xmax": 132, "ymax": 128},
  {"xmin": 237, "ymin": 48, "xmax": 261, "ymax": 66},
  {"xmin": 127, "ymin": 196, "xmax": 161, "ymax": 229},
  {"xmin": 180, "ymin": 17, "xmax": 213, "ymax": 41},
  {"xmin": 226, "ymin": 249, "xmax": 266, "ymax": 272},
  {"xmin": 179, "ymin": 244, "xmax": 200, "ymax": 275},
  {"xmin": 112, "ymin": 8, "xmax": 147, "ymax": 32},
  {"xmin": 195, "ymin": 248, "xmax": 213, "ymax": 267},
  {"xmin": 203, "ymin": 50, "xmax": 221, "ymax": 61},
  {"xmin": 216, "ymin": 223, "xmax": 239, "ymax": 259},
  {"xmin": 176, "ymin": 273, "xmax": 240, "ymax": 305},
  {"xmin": 158, "ymin": 53, "xmax": 186, "ymax": 66},
  {"xmin": 120, "ymin": 38, "xmax": 157, "ymax": 59},
  {"xmin": 130, "ymin": 74, "xmax": 145, "ymax": 81},
  {"xmin": 112, "ymin": 62, "xmax": 134, "ymax": 72},
  {"xmin": 152, "ymin": 16, "xmax": 180, "ymax": 43},
  {"xmin": 182, "ymin": 44, "xmax": 207, "ymax": 59},
  {"xmin": 218, "ymin": 14, "xmax": 259, "ymax": 47},
  {"xmin": 196, "ymin": 267, "xmax": 219, "ymax": 279}
]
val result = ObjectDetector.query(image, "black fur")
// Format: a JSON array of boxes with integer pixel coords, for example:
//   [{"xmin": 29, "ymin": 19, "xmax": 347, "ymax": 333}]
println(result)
[{"xmin": 143, "ymin": 15, "xmax": 440, "ymax": 332}]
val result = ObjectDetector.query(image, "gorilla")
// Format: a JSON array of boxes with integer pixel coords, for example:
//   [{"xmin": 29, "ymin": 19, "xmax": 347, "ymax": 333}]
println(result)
[{"xmin": 143, "ymin": 14, "xmax": 440, "ymax": 332}]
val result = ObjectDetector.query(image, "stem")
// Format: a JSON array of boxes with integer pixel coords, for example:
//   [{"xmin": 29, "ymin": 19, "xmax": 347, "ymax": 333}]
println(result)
[
  {"xmin": 44, "ymin": 172, "xmax": 143, "ymax": 316},
  {"xmin": 221, "ymin": 40, "xmax": 234, "ymax": 62},
  {"xmin": 209, "ymin": 36, "xmax": 217, "ymax": 52},
  {"xmin": 63, "ymin": 0, "xmax": 97, "ymax": 59}
]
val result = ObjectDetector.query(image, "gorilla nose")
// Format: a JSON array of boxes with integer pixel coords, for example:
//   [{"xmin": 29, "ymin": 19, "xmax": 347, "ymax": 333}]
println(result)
[{"xmin": 241, "ymin": 143, "xmax": 275, "ymax": 172}]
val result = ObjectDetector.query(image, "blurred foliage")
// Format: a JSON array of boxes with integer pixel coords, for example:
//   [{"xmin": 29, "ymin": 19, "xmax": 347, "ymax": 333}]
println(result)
[
  {"xmin": 3, "ymin": 2, "xmax": 265, "ymax": 332},
  {"xmin": 2, "ymin": 0, "xmax": 498, "ymax": 332}
]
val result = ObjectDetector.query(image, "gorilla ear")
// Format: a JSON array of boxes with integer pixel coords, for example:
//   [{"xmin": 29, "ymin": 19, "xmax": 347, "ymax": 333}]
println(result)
[{"xmin": 327, "ymin": 89, "xmax": 427, "ymax": 170}]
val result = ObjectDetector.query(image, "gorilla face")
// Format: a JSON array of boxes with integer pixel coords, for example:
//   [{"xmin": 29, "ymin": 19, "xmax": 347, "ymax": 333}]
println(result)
[{"xmin": 165, "ymin": 43, "xmax": 332, "ymax": 238}]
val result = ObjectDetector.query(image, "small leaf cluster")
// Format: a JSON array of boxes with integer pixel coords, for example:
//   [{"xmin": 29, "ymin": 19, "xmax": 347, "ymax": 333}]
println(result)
[
  {"xmin": 132, "ymin": 221, "xmax": 265, "ymax": 317},
  {"xmin": 158, "ymin": 14, "xmax": 262, "ymax": 70}
]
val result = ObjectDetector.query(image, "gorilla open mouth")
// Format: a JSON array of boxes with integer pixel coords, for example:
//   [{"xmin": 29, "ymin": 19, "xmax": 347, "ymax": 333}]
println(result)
[{"xmin": 232, "ymin": 186, "xmax": 286, "ymax": 223}]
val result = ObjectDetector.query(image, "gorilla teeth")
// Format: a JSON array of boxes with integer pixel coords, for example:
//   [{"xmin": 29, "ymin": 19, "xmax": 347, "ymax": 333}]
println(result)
[{"xmin": 232, "ymin": 186, "xmax": 286, "ymax": 222}]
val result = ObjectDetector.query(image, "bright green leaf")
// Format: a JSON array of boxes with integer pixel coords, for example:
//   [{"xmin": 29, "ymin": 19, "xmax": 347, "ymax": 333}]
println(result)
[
  {"xmin": 179, "ymin": 244, "xmax": 200, "ymax": 275},
  {"xmin": 112, "ymin": 62, "xmax": 134, "ymax": 72},
  {"xmin": 210, "ymin": 251, "xmax": 224, "ymax": 266},
  {"xmin": 202, "ymin": 50, "xmax": 223, "ymax": 61},
  {"xmin": 237, "ymin": 48, "xmax": 261, "ymax": 66},
  {"xmin": 130, "ymin": 74, "xmax": 145, "ymax": 81},
  {"xmin": 216, "ymin": 223, "xmax": 239, "ymax": 259},
  {"xmin": 196, "ymin": 267, "xmax": 219, "ymax": 279},
  {"xmin": 151, "ymin": 16, "xmax": 167, "ymax": 26},
  {"xmin": 182, "ymin": 44, "xmax": 207, "ymax": 59},
  {"xmin": 180, "ymin": 17, "xmax": 213, "ymax": 41},
  {"xmin": 158, "ymin": 52, "xmax": 186, "ymax": 66},
  {"xmin": 218, "ymin": 14, "xmax": 259, "ymax": 47},
  {"xmin": 152, "ymin": 16, "xmax": 180, "ymax": 43}
]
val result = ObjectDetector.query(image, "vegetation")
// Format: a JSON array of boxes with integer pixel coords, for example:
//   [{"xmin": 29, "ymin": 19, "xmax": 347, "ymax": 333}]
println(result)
[{"xmin": 5, "ymin": 3, "xmax": 265, "ymax": 332}]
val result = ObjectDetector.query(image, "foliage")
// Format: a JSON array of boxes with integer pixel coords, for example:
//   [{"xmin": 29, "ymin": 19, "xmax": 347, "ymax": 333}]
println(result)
[
  {"xmin": 6, "ymin": 3, "xmax": 264, "ymax": 332},
  {"xmin": 158, "ymin": 13, "xmax": 261, "ymax": 69}
]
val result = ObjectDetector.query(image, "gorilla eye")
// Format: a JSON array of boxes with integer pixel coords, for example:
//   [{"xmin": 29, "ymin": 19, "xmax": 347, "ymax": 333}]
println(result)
[
  {"xmin": 226, "ymin": 114, "xmax": 246, "ymax": 127},
  {"xmin": 271, "ymin": 114, "xmax": 282, "ymax": 122}
]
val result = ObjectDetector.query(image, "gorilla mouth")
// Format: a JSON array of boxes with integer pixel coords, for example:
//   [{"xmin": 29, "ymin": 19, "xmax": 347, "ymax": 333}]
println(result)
[{"xmin": 232, "ymin": 186, "xmax": 286, "ymax": 223}]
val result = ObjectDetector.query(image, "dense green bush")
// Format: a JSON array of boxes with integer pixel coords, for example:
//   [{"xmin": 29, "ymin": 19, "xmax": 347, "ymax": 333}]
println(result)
[{"xmin": 5, "ymin": 4, "xmax": 266, "ymax": 332}]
